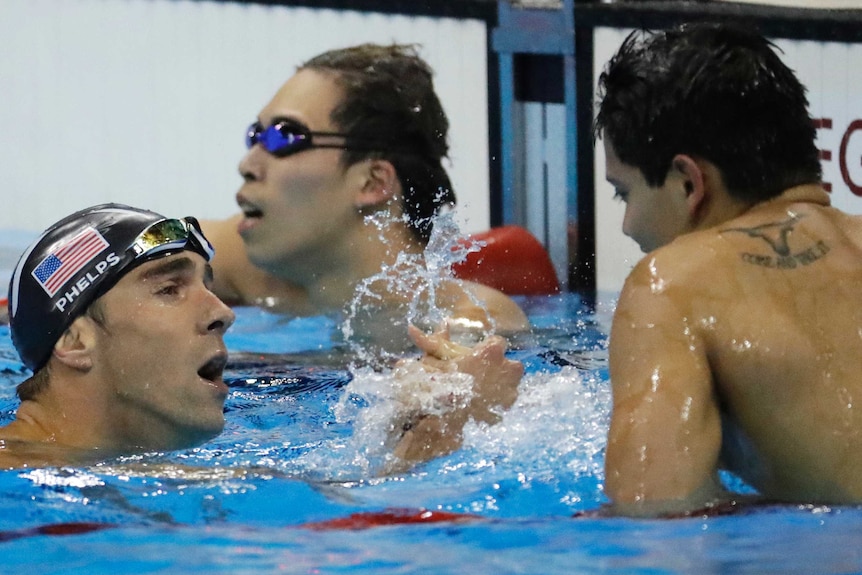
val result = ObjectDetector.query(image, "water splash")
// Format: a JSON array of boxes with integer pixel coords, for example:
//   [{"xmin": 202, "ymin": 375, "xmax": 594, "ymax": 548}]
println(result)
[
  {"xmin": 323, "ymin": 364, "xmax": 611, "ymax": 511},
  {"xmin": 340, "ymin": 209, "xmax": 487, "ymax": 364}
]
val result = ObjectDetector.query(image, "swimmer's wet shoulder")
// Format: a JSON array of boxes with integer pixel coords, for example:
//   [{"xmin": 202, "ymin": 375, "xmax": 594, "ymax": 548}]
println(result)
[
  {"xmin": 716, "ymin": 185, "xmax": 832, "ymax": 266},
  {"xmin": 0, "ymin": 434, "xmax": 104, "ymax": 470},
  {"xmin": 437, "ymin": 279, "xmax": 529, "ymax": 334},
  {"xmin": 607, "ymin": 184, "xmax": 862, "ymax": 512},
  {"xmin": 631, "ymin": 185, "xmax": 837, "ymax": 297},
  {"xmin": 606, "ymin": 243, "xmax": 727, "ymax": 515}
]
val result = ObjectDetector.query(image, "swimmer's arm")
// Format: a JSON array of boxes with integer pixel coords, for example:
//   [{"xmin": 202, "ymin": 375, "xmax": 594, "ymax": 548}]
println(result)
[
  {"xmin": 603, "ymin": 262, "xmax": 728, "ymax": 517},
  {"xmin": 387, "ymin": 326, "xmax": 524, "ymax": 472},
  {"xmin": 451, "ymin": 281, "xmax": 529, "ymax": 333},
  {"xmin": 474, "ymin": 285, "xmax": 529, "ymax": 333},
  {"xmin": 389, "ymin": 409, "xmax": 469, "ymax": 473}
]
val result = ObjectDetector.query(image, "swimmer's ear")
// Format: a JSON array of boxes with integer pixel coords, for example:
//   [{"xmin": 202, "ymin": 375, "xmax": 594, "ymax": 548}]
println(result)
[
  {"xmin": 52, "ymin": 316, "xmax": 97, "ymax": 372},
  {"xmin": 671, "ymin": 154, "xmax": 706, "ymax": 221},
  {"xmin": 356, "ymin": 159, "xmax": 399, "ymax": 209}
]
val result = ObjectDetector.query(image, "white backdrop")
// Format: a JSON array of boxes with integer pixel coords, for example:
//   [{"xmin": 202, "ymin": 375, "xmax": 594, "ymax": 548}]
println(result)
[
  {"xmin": 0, "ymin": 0, "xmax": 490, "ymax": 233},
  {"xmin": 593, "ymin": 27, "xmax": 862, "ymax": 295}
]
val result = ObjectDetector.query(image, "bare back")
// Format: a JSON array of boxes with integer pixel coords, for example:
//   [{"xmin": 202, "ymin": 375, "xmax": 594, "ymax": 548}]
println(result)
[
  {"xmin": 607, "ymin": 185, "xmax": 862, "ymax": 511},
  {"xmin": 698, "ymin": 187, "xmax": 862, "ymax": 500}
]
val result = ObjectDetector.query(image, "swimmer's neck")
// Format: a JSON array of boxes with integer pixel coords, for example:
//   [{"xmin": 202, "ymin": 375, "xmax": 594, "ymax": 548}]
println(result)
[
  {"xmin": 6, "ymin": 398, "xmax": 127, "ymax": 455},
  {"xmin": 272, "ymin": 218, "xmax": 424, "ymax": 312},
  {"xmin": 741, "ymin": 184, "xmax": 830, "ymax": 214},
  {"xmin": 694, "ymin": 183, "xmax": 830, "ymax": 233}
]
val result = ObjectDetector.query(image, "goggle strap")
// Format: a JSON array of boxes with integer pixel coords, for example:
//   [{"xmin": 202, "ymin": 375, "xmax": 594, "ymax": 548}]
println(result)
[{"xmin": 187, "ymin": 220, "xmax": 215, "ymax": 261}]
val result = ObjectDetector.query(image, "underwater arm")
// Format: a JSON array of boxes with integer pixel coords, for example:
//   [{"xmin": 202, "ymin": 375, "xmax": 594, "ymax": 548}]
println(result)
[
  {"xmin": 604, "ymin": 261, "xmax": 728, "ymax": 517},
  {"xmin": 388, "ymin": 325, "xmax": 523, "ymax": 471}
]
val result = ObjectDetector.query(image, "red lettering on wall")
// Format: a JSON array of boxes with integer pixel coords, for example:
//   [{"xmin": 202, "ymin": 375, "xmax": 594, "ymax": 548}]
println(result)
[
  {"xmin": 813, "ymin": 118, "xmax": 833, "ymax": 192},
  {"xmin": 839, "ymin": 119, "xmax": 862, "ymax": 197}
]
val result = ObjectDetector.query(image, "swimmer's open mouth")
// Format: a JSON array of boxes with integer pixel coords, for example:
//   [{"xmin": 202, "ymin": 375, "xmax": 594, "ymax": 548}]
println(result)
[
  {"xmin": 238, "ymin": 199, "xmax": 263, "ymax": 219},
  {"xmin": 242, "ymin": 206, "xmax": 263, "ymax": 218},
  {"xmin": 198, "ymin": 354, "xmax": 228, "ymax": 382}
]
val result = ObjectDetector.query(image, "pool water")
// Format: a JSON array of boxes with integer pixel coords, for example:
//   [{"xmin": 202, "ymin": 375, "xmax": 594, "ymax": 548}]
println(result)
[{"xmin": 2, "ymin": 286, "xmax": 862, "ymax": 573}]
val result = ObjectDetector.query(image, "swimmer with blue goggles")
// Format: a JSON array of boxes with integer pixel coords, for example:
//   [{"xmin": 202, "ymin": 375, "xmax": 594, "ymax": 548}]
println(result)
[{"xmin": 245, "ymin": 118, "xmax": 393, "ymax": 158}]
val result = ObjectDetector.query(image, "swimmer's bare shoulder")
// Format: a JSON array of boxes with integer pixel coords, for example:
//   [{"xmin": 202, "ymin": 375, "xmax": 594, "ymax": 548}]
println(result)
[
  {"xmin": 438, "ymin": 279, "xmax": 529, "ymax": 333},
  {"xmin": 0, "ymin": 437, "xmax": 30, "ymax": 469},
  {"xmin": 616, "ymin": 228, "xmax": 726, "ymax": 311},
  {"xmin": 606, "ymin": 242, "xmax": 729, "ymax": 515},
  {"xmin": 200, "ymin": 216, "xmax": 251, "ymax": 305},
  {"xmin": 619, "ymin": 188, "xmax": 862, "ymax": 504},
  {"xmin": 0, "ymin": 435, "xmax": 98, "ymax": 469}
]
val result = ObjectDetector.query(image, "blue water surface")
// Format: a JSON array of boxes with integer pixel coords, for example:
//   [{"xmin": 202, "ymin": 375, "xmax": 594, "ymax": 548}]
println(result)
[{"xmin": 0, "ymin": 295, "xmax": 861, "ymax": 574}]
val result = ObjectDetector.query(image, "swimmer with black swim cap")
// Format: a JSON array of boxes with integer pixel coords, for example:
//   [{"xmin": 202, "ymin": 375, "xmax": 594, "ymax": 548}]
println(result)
[
  {"xmin": 0, "ymin": 203, "xmax": 235, "ymax": 468},
  {"xmin": 9, "ymin": 203, "xmax": 217, "ymax": 371},
  {"xmin": 0, "ymin": 204, "xmax": 519, "ymax": 474}
]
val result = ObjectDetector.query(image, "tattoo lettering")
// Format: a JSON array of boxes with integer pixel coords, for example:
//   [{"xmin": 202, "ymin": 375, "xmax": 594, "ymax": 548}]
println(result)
[
  {"xmin": 739, "ymin": 240, "xmax": 829, "ymax": 269},
  {"xmin": 722, "ymin": 215, "xmax": 830, "ymax": 269}
]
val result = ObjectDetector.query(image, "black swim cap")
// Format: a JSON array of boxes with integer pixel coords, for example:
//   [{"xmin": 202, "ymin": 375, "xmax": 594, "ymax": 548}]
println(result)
[{"xmin": 7, "ymin": 203, "xmax": 215, "ymax": 372}]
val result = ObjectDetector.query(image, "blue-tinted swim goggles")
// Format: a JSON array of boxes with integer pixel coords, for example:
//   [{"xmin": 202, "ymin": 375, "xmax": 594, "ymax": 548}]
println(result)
[{"xmin": 246, "ymin": 119, "xmax": 375, "ymax": 158}]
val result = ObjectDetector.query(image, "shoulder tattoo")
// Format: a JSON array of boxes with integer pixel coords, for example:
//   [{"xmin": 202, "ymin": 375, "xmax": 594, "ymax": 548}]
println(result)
[{"xmin": 720, "ymin": 214, "xmax": 829, "ymax": 269}]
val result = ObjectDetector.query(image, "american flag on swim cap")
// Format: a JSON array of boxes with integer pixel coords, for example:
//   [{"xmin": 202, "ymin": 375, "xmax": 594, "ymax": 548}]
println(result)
[{"xmin": 31, "ymin": 226, "xmax": 109, "ymax": 297}]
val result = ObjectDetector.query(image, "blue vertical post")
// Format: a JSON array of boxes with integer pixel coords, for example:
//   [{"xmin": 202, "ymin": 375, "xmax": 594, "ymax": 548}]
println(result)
[
  {"xmin": 498, "ymin": 51, "xmax": 517, "ymax": 225},
  {"xmin": 492, "ymin": 0, "xmax": 577, "ymax": 289}
]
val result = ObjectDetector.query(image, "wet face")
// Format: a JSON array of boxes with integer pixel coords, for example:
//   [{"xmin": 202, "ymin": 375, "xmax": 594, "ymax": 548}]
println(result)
[
  {"xmin": 236, "ymin": 69, "xmax": 370, "ymax": 278},
  {"xmin": 604, "ymin": 141, "xmax": 691, "ymax": 253},
  {"xmin": 89, "ymin": 253, "xmax": 235, "ymax": 451}
]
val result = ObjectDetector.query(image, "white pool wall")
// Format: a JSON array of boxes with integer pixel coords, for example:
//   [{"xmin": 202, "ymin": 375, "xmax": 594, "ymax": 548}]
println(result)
[
  {"xmin": 4, "ymin": 1, "xmax": 862, "ymax": 298},
  {"xmin": 0, "ymin": 0, "xmax": 491, "ymax": 235}
]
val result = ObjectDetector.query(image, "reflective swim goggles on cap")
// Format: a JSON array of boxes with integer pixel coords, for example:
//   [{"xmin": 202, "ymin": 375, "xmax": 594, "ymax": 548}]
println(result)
[
  {"xmin": 129, "ymin": 217, "xmax": 214, "ymax": 262},
  {"xmin": 246, "ymin": 119, "xmax": 380, "ymax": 158}
]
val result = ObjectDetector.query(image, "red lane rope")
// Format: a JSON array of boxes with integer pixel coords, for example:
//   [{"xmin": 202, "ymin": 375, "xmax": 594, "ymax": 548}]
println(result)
[
  {"xmin": 301, "ymin": 508, "xmax": 481, "ymax": 531},
  {"xmin": 0, "ymin": 521, "xmax": 116, "ymax": 543},
  {"xmin": 0, "ymin": 509, "xmax": 480, "ymax": 542}
]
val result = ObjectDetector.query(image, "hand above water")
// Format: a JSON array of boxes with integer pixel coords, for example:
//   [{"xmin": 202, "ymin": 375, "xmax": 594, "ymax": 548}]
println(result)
[
  {"xmin": 407, "ymin": 324, "xmax": 523, "ymax": 423},
  {"xmin": 388, "ymin": 324, "xmax": 524, "ymax": 470}
]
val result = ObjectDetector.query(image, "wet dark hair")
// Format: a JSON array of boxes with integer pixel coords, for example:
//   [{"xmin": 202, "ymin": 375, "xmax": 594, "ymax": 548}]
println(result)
[
  {"xmin": 594, "ymin": 22, "xmax": 822, "ymax": 201},
  {"xmin": 301, "ymin": 44, "xmax": 456, "ymax": 245}
]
